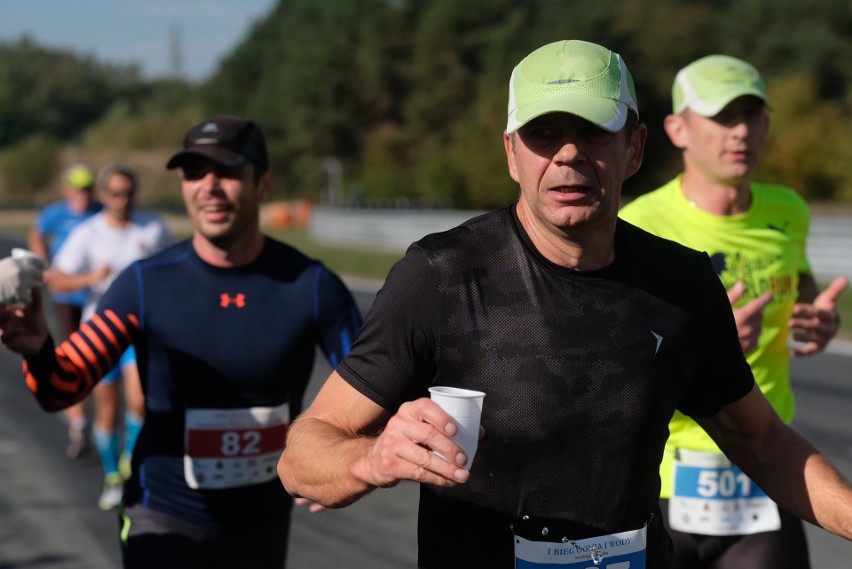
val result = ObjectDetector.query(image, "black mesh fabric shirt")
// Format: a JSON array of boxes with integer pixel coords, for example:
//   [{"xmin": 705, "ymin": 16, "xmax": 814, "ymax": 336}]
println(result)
[{"xmin": 337, "ymin": 205, "xmax": 755, "ymax": 569}]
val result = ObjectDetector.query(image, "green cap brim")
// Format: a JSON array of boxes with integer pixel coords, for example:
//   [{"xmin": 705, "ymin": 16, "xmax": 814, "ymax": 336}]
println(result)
[
  {"xmin": 508, "ymin": 91, "xmax": 629, "ymax": 134},
  {"xmin": 676, "ymin": 86, "xmax": 769, "ymax": 116}
]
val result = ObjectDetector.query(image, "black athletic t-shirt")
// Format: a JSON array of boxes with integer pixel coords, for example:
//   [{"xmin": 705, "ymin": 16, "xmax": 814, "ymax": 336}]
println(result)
[{"xmin": 337, "ymin": 205, "xmax": 754, "ymax": 569}]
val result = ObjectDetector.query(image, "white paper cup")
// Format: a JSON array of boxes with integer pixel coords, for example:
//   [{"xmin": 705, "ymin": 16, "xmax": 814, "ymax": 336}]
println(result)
[{"xmin": 428, "ymin": 386, "xmax": 485, "ymax": 467}]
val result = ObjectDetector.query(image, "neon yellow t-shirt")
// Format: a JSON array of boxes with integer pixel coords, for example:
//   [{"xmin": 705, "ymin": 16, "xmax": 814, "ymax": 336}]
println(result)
[{"xmin": 619, "ymin": 175, "xmax": 811, "ymax": 498}]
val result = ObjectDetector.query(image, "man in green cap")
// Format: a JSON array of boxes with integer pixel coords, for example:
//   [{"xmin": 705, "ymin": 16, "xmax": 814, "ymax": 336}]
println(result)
[
  {"xmin": 28, "ymin": 163, "xmax": 103, "ymax": 460},
  {"xmin": 620, "ymin": 55, "xmax": 848, "ymax": 568},
  {"xmin": 279, "ymin": 41, "xmax": 852, "ymax": 569}
]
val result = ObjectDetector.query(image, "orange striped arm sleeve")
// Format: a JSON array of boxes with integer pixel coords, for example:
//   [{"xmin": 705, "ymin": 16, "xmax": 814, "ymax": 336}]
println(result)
[{"xmin": 22, "ymin": 309, "xmax": 140, "ymax": 412}]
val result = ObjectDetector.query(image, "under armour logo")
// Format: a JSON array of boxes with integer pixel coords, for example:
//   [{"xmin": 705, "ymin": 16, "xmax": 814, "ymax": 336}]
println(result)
[
  {"xmin": 651, "ymin": 331, "xmax": 663, "ymax": 355},
  {"xmin": 220, "ymin": 293, "xmax": 246, "ymax": 308}
]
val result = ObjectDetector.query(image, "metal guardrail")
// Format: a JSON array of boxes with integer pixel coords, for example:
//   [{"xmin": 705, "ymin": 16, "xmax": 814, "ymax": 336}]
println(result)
[
  {"xmin": 310, "ymin": 207, "xmax": 852, "ymax": 281},
  {"xmin": 310, "ymin": 207, "xmax": 485, "ymax": 254},
  {"xmin": 806, "ymin": 217, "xmax": 852, "ymax": 281}
]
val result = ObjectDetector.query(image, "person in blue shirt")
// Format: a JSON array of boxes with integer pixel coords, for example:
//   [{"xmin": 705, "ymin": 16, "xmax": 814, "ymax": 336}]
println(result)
[{"xmin": 28, "ymin": 163, "xmax": 102, "ymax": 459}]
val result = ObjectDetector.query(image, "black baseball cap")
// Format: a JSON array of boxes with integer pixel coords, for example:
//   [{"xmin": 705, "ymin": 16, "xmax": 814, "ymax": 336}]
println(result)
[{"xmin": 166, "ymin": 115, "xmax": 269, "ymax": 171}]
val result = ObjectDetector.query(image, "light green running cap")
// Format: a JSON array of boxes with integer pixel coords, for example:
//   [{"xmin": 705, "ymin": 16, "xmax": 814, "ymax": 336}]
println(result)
[
  {"xmin": 64, "ymin": 164, "xmax": 95, "ymax": 190},
  {"xmin": 672, "ymin": 55, "xmax": 769, "ymax": 116},
  {"xmin": 506, "ymin": 40, "xmax": 638, "ymax": 134}
]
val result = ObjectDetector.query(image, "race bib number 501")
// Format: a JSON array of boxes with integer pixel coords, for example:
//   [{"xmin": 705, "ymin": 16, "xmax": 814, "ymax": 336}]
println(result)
[
  {"xmin": 183, "ymin": 404, "xmax": 289, "ymax": 490},
  {"xmin": 669, "ymin": 448, "xmax": 780, "ymax": 535}
]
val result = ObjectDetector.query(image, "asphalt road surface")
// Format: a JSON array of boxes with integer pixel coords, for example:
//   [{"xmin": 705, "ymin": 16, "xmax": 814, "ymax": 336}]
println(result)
[{"xmin": 0, "ymin": 235, "xmax": 850, "ymax": 568}]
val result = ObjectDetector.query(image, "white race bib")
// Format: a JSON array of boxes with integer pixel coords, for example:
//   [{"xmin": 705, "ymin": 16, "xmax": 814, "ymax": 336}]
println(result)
[
  {"xmin": 514, "ymin": 525, "xmax": 646, "ymax": 568},
  {"xmin": 669, "ymin": 448, "xmax": 780, "ymax": 535},
  {"xmin": 183, "ymin": 403, "xmax": 289, "ymax": 490}
]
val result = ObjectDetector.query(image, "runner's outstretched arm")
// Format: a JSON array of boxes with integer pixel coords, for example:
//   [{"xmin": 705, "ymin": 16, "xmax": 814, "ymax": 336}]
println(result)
[
  {"xmin": 1, "ymin": 287, "xmax": 134, "ymax": 412},
  {"xmin": 697, "ymin": 384, "xmax": 852, "ymax": 540}
]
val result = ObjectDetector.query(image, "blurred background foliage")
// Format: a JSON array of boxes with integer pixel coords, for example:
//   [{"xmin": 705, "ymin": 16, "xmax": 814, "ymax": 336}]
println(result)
[{"xmin": 1, "ymin": 0, "xmax": 851, "ymax": 209}]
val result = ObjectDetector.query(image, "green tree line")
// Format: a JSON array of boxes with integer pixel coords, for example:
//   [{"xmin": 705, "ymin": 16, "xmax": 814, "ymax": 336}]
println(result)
[{"xmin": 2, "ymin": 0, "xmax": 851, "ymax": 208}]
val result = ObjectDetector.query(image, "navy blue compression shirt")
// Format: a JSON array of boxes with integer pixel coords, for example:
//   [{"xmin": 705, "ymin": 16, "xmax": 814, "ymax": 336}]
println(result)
[{"xmin": 24, "ymin": 237, "xmax": 363, "ymax": 530}]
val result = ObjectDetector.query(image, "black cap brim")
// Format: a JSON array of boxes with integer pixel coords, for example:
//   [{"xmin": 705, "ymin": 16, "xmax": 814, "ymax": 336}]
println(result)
[{"xmin": 166, "ymin": 147, "xmax": 251, "ymax": 170}]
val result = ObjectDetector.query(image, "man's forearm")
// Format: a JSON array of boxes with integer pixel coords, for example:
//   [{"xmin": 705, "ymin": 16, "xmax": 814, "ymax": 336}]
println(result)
[
  {"xmin": 47, "ymin": 270, "xmax": 96, "ymax": 293},
  {"xmin": 797, "ymin": 451, "xmax": 852, "ymax": 539},
  {"xmin": 26, "ymin": 230, "xmax": 47, "ymax": 260},
  {"xmin": 729, "ymin": 422, "xmax": 852, "ymax": 539},
  {"xmin": 279, "ymin": 416, "xmax": 380, "ymax": 508}
]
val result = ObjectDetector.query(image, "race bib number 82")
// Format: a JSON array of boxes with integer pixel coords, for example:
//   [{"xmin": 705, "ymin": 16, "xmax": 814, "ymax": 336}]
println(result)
[{"xmin": 183, "ymin": 404, "xmax": 289, "ymax": 490}]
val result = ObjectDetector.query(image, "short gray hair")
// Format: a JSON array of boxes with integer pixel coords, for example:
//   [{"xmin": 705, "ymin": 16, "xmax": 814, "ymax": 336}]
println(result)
[{"xmin": 96, "ymin": 163, "xmax": 138, "ymax": 191}]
